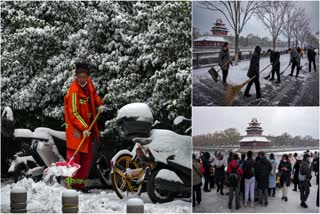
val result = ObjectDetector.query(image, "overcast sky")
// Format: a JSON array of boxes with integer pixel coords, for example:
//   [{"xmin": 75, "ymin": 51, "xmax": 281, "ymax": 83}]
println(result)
[
  {"xmin": 192, "ymin": 107, "xmax": 319, "ymax": 139},
  {"xmin": 193, "ymin": 1, "xmax": 319, "ymax": 40}
]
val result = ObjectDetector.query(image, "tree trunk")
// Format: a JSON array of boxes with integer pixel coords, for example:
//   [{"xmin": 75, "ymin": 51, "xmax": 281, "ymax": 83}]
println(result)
[
  {"xmin": 234, "ymin": 34, "xmax": 239, "ymax": 65},
  {"xmin": 288, "ymin": 38, "xmax": 291, "ymax": 49},
  {"xmin": 273, "ymin": 37, "xmax": 276, "ymax": 51}
]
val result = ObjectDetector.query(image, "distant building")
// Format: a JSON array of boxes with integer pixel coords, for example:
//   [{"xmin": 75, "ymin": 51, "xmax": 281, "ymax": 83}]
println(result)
[
  {"xmin": 239, "ymin": 118, "xmax": 270, "ymax": 152},
  {"xmin": 193, "ymin": 18, "xmax": 229, "ymax": 49}
]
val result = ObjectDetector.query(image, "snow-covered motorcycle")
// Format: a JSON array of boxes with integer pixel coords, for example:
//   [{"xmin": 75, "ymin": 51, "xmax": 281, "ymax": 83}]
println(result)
[
  {"xmin": 1, "ymin": 107, "xmax": 116, "ymax": 187},
  {"xmin": 109, "ymin": 103, "xmax": 191, "ymax": 203}
]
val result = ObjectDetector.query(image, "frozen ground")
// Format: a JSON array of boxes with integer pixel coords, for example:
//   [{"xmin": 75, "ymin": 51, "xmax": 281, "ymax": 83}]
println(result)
[
  {"xmin": 193, "ymin": 54, "xmax": 319, "ymax": 106},
  {"xmin": 1, "ymin": 178, "xmax": 191, "ymax": 213}
]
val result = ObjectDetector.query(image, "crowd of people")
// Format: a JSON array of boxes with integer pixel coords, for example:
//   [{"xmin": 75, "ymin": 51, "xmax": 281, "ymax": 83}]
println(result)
[
  {"xmin": 192, "ymin": 150, "xmax": 319, "ymax": 211},
  {"xmin": 217, "ymin": 42, "xmax": 318, "ymax": 99}
]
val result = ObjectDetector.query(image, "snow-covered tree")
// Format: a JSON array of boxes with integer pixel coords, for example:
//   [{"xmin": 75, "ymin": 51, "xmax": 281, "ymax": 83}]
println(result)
[{"xmin": 1, "ymin": 1, "xmax": 191, "ymax": 131}]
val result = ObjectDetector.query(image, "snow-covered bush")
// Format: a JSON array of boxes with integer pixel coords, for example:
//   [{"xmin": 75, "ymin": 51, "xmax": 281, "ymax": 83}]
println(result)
[{"xmin": 1, "ymin": 1, "xmax": 191, "ymax": 131}]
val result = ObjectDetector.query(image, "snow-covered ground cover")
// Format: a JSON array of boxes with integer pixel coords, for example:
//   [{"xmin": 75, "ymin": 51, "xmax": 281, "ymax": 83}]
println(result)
[{"xmin": 1, "ymin": 178, "xmax": 191, "ymax": 213}]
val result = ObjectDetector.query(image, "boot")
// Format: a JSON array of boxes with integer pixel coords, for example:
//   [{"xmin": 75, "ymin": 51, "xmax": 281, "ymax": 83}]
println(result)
[
  {"xmin": 284, "ymin": 197, "xmax": 288, "ymax": 202},
  {"xmin": 244, "ymin": 94, "xmax": 252, "ymax": 98},
  {"xmin": 244, "ymin": 201, "xmax": 248, "ymax": 207},
  {"xmin": 300, "ymin": 202, "xmax": 308, "ymax": 208}
]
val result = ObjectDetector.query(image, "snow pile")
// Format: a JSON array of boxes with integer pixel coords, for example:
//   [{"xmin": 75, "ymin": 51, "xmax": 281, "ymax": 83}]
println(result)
[
  {"xmin": 45, "ymin": 165, "xmax": 79, "ymax": 177},
  {"xmin": 1, "ymin": 178, "xmax": 191, "ymax": 213}
]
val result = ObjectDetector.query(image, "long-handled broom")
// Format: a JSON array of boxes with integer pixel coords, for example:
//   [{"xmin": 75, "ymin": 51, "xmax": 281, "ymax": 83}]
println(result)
[
  {"xmin": 44, "ymin": 110, "xmax": 101, "ymax": 177},
  {"xmin": 225, "ymin": 64, "xmax": 271, "ymax": 106}
]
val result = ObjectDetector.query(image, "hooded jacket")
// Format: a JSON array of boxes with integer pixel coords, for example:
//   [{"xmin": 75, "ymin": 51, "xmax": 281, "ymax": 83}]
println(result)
[{"xmin": 247, "ymin": 46, "xmax": 261, "ymax": 78}]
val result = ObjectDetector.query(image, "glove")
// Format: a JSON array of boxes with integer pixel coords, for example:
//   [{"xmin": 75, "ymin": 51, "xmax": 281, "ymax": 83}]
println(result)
[
  {"xmin": 98, "ymin": 105, "xmax": 108, "ymax": 113},
  {"xmin": 83, "ymin": 130, "xmax": 91, "ymax": 137}
]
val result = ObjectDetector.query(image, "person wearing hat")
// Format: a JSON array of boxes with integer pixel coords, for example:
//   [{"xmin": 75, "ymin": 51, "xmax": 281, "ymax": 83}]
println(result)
[
  {"xmin": 299, "ymin": 153, "xmax": 312, "ymax": 208},
  {"xmin": 244, "ymin": 46, "xmax": 262, "ymax": 99},
  {"xmin": 64, "ymin": 62, "xmax": 108, "ymax": 192},
  {"xmin": 218, "ymin": 42, "xmax": 233, "ymax": 89},
  {"xmin": 292, "ymin": 155, "xmax": 302, "ymax": 191}
]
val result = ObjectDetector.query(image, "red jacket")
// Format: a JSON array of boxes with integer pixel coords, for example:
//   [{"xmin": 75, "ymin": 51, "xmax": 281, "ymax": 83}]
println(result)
[
  {"xmin": 64, "ymin": 77, "xmax": 103, "ymax": 153},
  {"xmin": 227, "ymin": 160, "xmax": 243, "ymax": 182}
]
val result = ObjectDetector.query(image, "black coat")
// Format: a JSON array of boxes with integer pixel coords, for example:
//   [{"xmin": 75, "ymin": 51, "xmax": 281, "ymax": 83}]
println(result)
[
  {"xmin": 270, "ymin": 51, "xmax": 280, "ymax": 69},
  {"xmin": 293, "ymin": 162, "xmax": 300, "ymax": 184},
  {"xmin": 247, "ymin": 46, "xmax": 261, "ymax": 78},
  {"xmin": 278, "ymin": 160, "xmax": 292, "ymax": 187},
  {"xmin": 255, "ymin": 157, "xmax": 272, "ymax": 189},
  {"xmin": 202, "ymin": 152, "xmax": 211, "ymax": 175},
  {"xmin": 307, "ymin": 49, "xmax": 316, "ymax": 61}
]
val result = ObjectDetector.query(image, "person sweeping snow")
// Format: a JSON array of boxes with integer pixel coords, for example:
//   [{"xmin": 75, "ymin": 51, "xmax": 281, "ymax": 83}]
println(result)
[
  {"xmin": 64, "ymin": 63, "xmax": 107, "ymax": 192},
  {"xmin": 244, "ymin": 46, "xmax": 262, "ymax": 99}
]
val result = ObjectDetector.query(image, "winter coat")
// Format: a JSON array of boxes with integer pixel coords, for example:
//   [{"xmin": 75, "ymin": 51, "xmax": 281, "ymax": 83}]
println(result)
[
  {"xmin": 307, "ymin": 49, "xmax": 316, "ymax": 61},
  {"xmin": 64, "ymin": 78, "xmax": 103, "ymax": 153},
  {"xmin": 214, "ymin": 158, "xmax": 226, "ymax": 177},
  {"xmin": 227, "ymin": 160, "xmax": 243, "ymax": 184},
  {"xmin": 293, "ymin": 161, "xmax": 301, "ymax": 184},
  {"xmin": 290, "ymin": 48, "xmax": 301, "ymax": 64},
  {"xmin": 243, "ymin": 158, "xmax": 255, "ymax": 179},
  {"xmin": 193, "ymin": 159, "xmax": 202, "ymax": 186},
  {"xmin": 202, "ymin": 152, "xmax": 211, "ymax": 175},
  {"xmin": 278, "ymin": 160, "xmax": 292, "ymax": 187},
  {"xmin": 270, "ymin": 51, "xmax": 280, "ymax": 69},
  {"xmin": 218, "ymin": 48, "xmax": 232, "ymax": 71},
  {"xmin": 300, "ymin": 159, "xmax": 312, "ymax": 183},
  {"xmin": 269, "ymin": 159, "xmax": 277, "ymax": 188},
  {"xmin": 247, "ymin": 46, "xmax": 261, "ymax": 78},
  {"xmin": 255, "ymin": 157, "xmax": 272, "ymax": 189}
]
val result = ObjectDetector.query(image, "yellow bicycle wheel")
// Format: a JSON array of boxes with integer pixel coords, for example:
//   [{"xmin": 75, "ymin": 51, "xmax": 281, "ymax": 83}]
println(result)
[{"xmin": 111, "ymin": 154, "xmax": 141, "ymax": 199}]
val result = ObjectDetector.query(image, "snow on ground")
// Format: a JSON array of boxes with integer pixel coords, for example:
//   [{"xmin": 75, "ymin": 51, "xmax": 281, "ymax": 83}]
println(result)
[
  {"xmin": 193, "ymin": 151, "xmax": 319, "ymax": 213},
  {"xmin": 1, "ymin": 178, "xmax": 191, "ymax": 213},
  {"xmin": 194, "ymin": 54, "xmax": 307, "ymax": 89},
  {"xmin": 193, "ymin": 54, "xmax": 318, "ymax": 106}
]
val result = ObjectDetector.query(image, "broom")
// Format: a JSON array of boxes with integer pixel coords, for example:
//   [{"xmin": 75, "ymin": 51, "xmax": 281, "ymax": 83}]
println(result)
[
  {"xmin": 225, "ymin": 64, "xmax": 271, "ymax": 106},
  {"xmin": 44, "ymin": 110, "xmax": 101, "ymax": 177}
]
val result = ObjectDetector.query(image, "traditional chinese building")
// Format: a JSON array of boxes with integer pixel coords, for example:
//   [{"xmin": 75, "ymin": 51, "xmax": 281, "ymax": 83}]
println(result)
[
  {"xmin": 193, "ymin": 18, "xmax": 229, "ymax": 49},
  {"xmin": 239, "ymin": 118, "xmax": 270, "ymax": 152}
]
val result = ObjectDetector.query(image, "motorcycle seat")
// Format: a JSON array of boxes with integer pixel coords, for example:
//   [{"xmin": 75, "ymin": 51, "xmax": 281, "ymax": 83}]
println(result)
[{"xmin": 33, "ymin": 128, "xmax": 66, "ymax": 141}]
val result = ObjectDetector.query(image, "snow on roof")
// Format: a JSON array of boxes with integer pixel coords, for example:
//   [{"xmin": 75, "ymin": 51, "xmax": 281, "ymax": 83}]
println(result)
[
  {"xmin": 194, "ymin": 36, "xmax": 228, "ymax": 42},
  {"xmin": 240, "ymin": 136, "xmax": 270, "ymax": 143}
]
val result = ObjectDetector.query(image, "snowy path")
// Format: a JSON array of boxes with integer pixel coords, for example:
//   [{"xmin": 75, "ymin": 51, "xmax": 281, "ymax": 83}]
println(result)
[
  {"xmin": 193, "ymin": 54, "xmax": 319, "ymax": 106},
  {"xmin": 1, "ymin": 178, "xmax": 191, "ymax": 213},
  {"xmin": 193, "ymin": 174, "xmax": 319, "ymax": 213}
]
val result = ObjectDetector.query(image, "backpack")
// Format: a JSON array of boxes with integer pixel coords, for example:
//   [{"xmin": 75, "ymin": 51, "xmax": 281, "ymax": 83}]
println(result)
[
  {"xmin": 270, "ymin": 161, "xmax": 277, "ymax": 176},
  {"xmin": 200, "ymin": 163, "xmax": 205, "ymax": 175},
  {"xmin": 228, "ymin": 167, "xmax": 239, "ymax": 187},
  {"xmin": 244, "ymin": 160, "xmax": 254, "ymax": 179}
]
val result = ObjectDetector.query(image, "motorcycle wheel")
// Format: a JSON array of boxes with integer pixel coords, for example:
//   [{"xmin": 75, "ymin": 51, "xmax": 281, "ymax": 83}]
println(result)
[
  {"xmin": 111, "ymin": 154, "xmax": 140, "ymax": 199},
  {"xmin": 147, "ymin": 168, "xmax": 175, "ymax": 203},
  {"xmin": 96, "ymin": 157, "xmax": 112, "ymax": 188}
]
